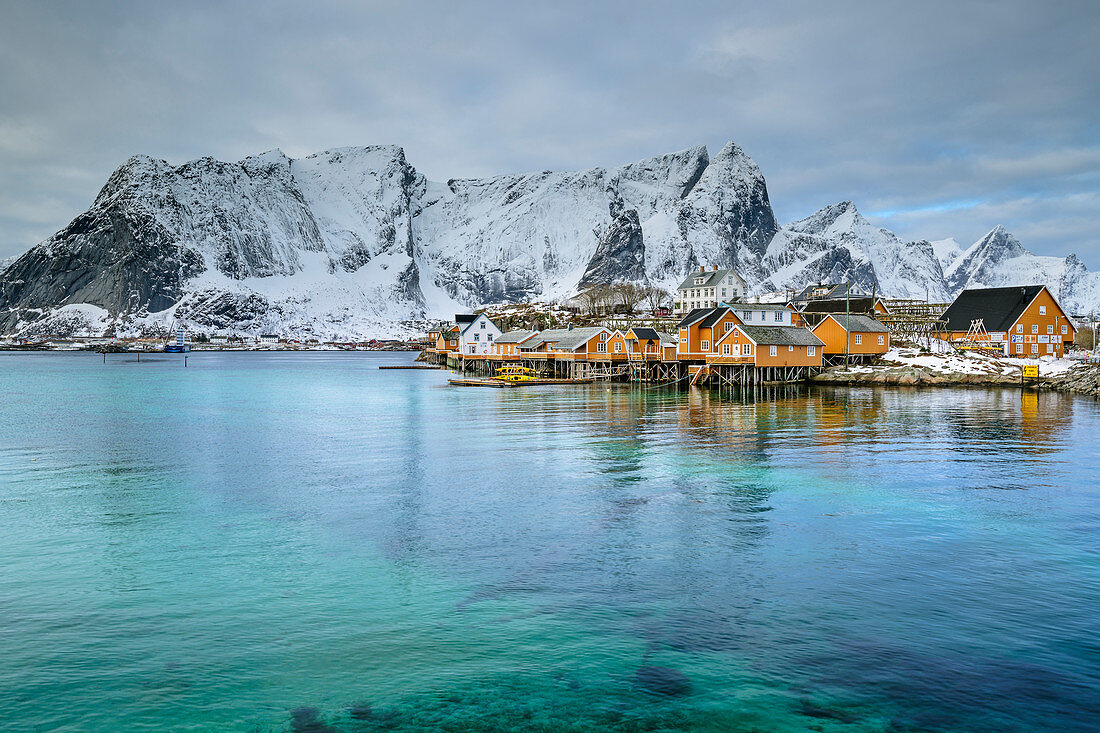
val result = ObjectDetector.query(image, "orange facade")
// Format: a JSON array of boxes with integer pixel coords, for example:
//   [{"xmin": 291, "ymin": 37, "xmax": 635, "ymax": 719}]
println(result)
[
  {"xmin": 707, "ymin": 326, "xmax": 822, "ymax": 367},
  {"xmin": 812, "ymin": 316, "xmax": 890, "ymax": 356},
  {"xmin": 948, "ymin": 288, "xmax": 1075, "ymax": 357},
  {"xmin": 678, "ymin": 309, "xmax": 743, "ymax": 359}
]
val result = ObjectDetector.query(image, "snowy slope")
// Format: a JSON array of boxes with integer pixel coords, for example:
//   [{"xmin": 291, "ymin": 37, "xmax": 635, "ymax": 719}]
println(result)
[
  {"xmin": 762, "ymin": 202, "xmax": 949, "ymax": 300},
  {"xmin": 946, "ymin": 226, "xmax": 1100, "ymax": 313},
  {"xmin": 3, "ymin": 142, "xmax": 1099, "ymax": 337}
]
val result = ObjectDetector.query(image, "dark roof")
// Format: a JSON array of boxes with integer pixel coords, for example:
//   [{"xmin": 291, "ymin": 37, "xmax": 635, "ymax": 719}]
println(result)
[
  {"xmin": 821, "ymin": 314, "xmax": 890, "ymax": 333},
  {"xmin": 941, "ymin": 285, "xmax": 1048, "ymax": 333},
  {"xmin": 698, "ymin": 307, "xmax": 734, "ymax": 329},
  {"xmin": 738, "ymin": 325, "xmax": 825, "ymax": 346},
  {"xmin": 677, "ymin": 307, "xmax": 717, "ymax": 328},
  {"xmin": 800, "ymin": 297, "xmax": 881, "ymax": 314},
  {"xmin": 791, "ymin": 283, "xmax": 866, "ymax": 302},
  {"xmin": 628, "ymin": 327, "xmax": 661, "ymax": 341},
  {"xmin": 455, "ymin": 314, "xmax": 477, "ymax": 323}
]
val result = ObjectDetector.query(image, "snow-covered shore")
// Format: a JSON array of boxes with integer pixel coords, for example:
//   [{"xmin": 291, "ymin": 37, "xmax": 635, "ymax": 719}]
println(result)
[{"xmin": 813, "ymin": 344, "xmax": 1099, "ymax": 396}]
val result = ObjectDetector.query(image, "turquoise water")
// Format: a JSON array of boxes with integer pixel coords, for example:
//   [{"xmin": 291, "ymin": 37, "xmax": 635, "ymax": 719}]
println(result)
[{"xmin": 1, "ymin": 352, "xmax": 1098, "ymax": 732}]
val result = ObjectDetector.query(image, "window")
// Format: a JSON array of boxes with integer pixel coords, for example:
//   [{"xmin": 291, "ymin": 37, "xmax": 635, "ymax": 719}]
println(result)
[
  {"xmin": 1017, "ymin": 324, "xmax": 1023, "ymax": 333},
  {"xmin": 488, "ymin": 334, "xmax": 493, "ymax": 341},
  {"xmin": 807, "ymin": 345, "xmax": 816, "ymax": 356},
  {"xmin": 788, "ymin": 345, "xmax": 794, "ymax": 352},
  {"xmin": 770, "ymin": 345, "xmax": 777, "ymax": 356},
  {"xmin": 722, "ymin": 344, "xmax": 731, "ymax": 355},
  {"xmin": 680, "ymin": 337, "xmax": 687, "ymax": 344},
  {"xmin": 727, "ymin": 277, "xmax": 733, "ymax": 285},
  {"xmin": 854, "ymin": 334, "xmax": 862, "ymax": 345},
  {"xmin": 1039, "ymin": 305, "xmax": 1047, "ymax": 315},
  {"xmin": 742, "ymin": 344, "xmax": 752, "ymax": 355},
  {"xmin": 473, "ymin": 333, "xmax": 480, "ymax": 342},
  {"xmin": 614, "ymin": 342, "xmax": 621, "ymax": 353},
  {"xmin": 1047, "ymin": 325, "xmax": 1054, "ymax": 334},
  {"xmin": 878, "ymin": 335, "xmax": 885, "ymax": 345},
  {"xmin": 774, "ymin": 311, "xmax": 783, "ymax": 322},
  {"xmin": 1031, "ymin": 344, "xmax": 1039, "ymax": 354},
  {"xmin": 695, "ymin": 277, "xmax": 703, "ymax": 285},
  {"xmin": 724, "ymin": 322, "xmax": 734, "ymax": 333},
  {"xmin": 600, "ymin": 332, "xmax": 607, "ymax": 342},
  {"xmin": 1062, "ymin": 325, "xmax": 1068, "ymax": 334},
  {"xmin": 597, "ymin": 342, "xmax": 607, "ymax": 353},
  {"xmin": 1047, "ymin": 344, "xmax": 1055, "ymax": 353},
  {"xmin": 480, "ymin": 321, "xmax": 486, "ymax": 328},
  {"xmin": 1032, "ymin": 324, "xmax": 1039, "ymax": 334},
  {"xmin": 743, "ymin": 311, "xmax": 752, "ymax": 321},
  {"xmin": 721, "ymin": 288, "xmax": 727, "ymax": 297},
  {"xmin": 701, "ymin": 340, "xmax": 710, "ymax": 351},
  {"xmin": 1016, "ymin": 344, "xmax": 1023, "ymax": 354}
]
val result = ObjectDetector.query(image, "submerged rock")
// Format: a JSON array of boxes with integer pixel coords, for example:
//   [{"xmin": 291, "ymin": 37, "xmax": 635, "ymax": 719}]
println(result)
[
  {"xmin": 347, "ymin": 701, "xmax": 373, "ymax": 720},
  {"xmin": 289, "ymin": 706, "xmax": 335, "ymax": 733},
  {"xmin": 633, "ymin": 665, "xmax": 693, "ymax": 697}
]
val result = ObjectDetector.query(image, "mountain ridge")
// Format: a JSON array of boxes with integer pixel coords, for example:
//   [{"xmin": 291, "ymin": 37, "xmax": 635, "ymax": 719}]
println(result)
[{"xmin": 2, "ymin": 142, "xmax": 1098, "ymax": 337}]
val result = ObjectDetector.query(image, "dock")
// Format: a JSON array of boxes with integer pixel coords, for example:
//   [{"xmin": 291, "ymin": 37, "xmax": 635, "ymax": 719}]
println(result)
[
  {"xmin": 447, "ymin": 377, "xmax": 593, "ymax": 388},
  {"xmin": 378, "ymin": 364, "xmax": 443, "ymax": 370}
]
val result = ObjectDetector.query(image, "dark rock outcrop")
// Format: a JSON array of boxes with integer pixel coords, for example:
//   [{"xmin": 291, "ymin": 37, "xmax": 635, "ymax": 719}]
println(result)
[{"xmin": 578, "ymin": 206, "xmax": 646, "ymax": 287}]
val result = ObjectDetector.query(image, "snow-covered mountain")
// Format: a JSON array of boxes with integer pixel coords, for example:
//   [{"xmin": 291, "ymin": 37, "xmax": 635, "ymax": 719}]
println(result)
[
  {"xmin": 942, "ymin": 226, "xmax": 1100, "ymax": 314},
  {"xmin": 1, "ymin": 142, "xmax": 1097, "ymax": 337}
]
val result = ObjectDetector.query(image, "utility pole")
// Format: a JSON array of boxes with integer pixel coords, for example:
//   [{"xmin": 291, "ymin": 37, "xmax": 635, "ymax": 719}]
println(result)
[{"xmin": 845, "ymin": 281, "xmax": 851, "ymax": 367}]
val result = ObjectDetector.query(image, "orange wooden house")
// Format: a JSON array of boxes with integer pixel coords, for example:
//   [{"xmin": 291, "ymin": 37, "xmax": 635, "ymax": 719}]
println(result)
[
  {"xmin": 493, "ymin": 329, "xmax": 538, "ymax": 357},
  {"xmin": 676, "ymin": 306, "xmax": 745, "ymax": 360},
  {"xmin": 940, "ymin": 285, "xmax": 1075, "ymax": 357},
  {"xmin": 707, "ymin": 325, "xmax": 825, "ymax": 368},
  {"xmin": 811, "ymin": 314, "xmax": 890, "ymax": 360},
  {"xmin": 434, "ymin": 326, "xmax": 460, "ymax": 352}
]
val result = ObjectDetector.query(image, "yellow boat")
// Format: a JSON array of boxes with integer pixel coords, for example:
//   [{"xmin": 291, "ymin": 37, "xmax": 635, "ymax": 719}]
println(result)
[{"xmin": 494, "ymin": 365, "xmax": 538, "ymax": 382}]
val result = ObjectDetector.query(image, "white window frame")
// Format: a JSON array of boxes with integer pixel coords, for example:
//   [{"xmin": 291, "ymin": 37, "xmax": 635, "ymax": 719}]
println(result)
[
  {"xmin": 722, "ymin": 344, "xmax": 731, "ymax": 355},
  {"xmin": 1017, "ymin": 324, "xmax": 1023, "ymax": 333},
  {"xmin": 1032, "ymin": 324, "xmax": 1039, "ymax": 334},
  {"xmin": 701, "ymin": 340, "xmax": 710, "ymax": 351},
  {"xmin": 1016, "ymin": 344, "xmax": 1024, "ymax": 354},
  {"xmin": 770, "ymin": 345, "xmax": 777, "ymax": 356},
  {"xmin": 878, "ymin": 335, "xmax": 885, "ymax": 345},
  {"xmin": 807, "ymin": 345, "xmax": 816, "ymax": 357},
  {"xmin": 742, "ymin": 343, "xmax": 752, "ymax": 355},
  {"xmin": 1061, "ymin": 325, "xmax": 1068, "ymax": 334},
  {"xmin": 724, "ymin": 322, "xmax": 734, "ymax": 333},
  {"xmin": 614, "ymin": 342, "xmax": 621, "ymax": 353},
  {"xmin": 854, "ymin": 334, "xmax": 862, "ymax": 345},
  {"xmin": 597, "ymin": 342, "xmax": 607, "ymax": 353},
  {"xmin": 1047, "ymin": 325, "xmax": 1054, "ymax": 334},
  {"xmin": 1039, "ymin": 305, "xmax": 1047, "ymax": 315}
]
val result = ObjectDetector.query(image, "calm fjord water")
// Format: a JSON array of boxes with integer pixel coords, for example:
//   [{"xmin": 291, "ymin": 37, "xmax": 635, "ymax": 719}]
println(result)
[{"xmin": 1, "ymin": 352, "xmax": 1098, "ymax": 732}]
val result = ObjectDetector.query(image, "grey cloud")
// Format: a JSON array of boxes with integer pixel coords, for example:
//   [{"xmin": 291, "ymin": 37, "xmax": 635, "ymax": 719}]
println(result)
[{"xmin": 0, "ymin": 0, "xmax": 1096, "ymax": 266}]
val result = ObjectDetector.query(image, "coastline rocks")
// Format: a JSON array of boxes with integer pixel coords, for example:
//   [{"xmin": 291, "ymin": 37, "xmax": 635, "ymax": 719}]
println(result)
[{"xmin": 812, "ymin": 364, "xmax": 1017, "ymax": 387}]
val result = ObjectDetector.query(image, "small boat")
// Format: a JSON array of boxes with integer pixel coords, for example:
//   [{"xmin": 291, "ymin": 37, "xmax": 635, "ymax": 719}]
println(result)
[
  {"xmin": 163, "ymin": 325, "xmax": 191, "ymax": 353},
  {"xmin": 494, "ymin": 365, "xmax": 538, "ymax": 382}
]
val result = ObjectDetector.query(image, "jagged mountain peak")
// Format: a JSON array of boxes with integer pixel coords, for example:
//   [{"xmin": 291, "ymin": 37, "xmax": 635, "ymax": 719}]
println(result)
[{"xmin": 787, "ymin": 201, "xmax": 865, "ymax": 237}]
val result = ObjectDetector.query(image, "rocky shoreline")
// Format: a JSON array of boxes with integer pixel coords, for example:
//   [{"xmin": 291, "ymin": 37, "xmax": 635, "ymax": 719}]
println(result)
[{"xmin": 813, "ymin": 359, "xmax": 1100, "ymax": 398}]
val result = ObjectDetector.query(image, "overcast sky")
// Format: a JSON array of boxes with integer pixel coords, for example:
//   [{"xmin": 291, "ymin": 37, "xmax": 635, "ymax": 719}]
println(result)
[{"xmin": 1, "ymin": 0, "xmax": 1097, "ymax": 265}]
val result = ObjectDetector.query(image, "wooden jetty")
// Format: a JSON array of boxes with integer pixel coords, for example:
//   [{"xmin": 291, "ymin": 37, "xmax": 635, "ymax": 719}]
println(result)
[
  {"xmin": 447, "ymin": 377, "xmax": 593, "ymax": 388},
  {"xmin": 378, "ymin": 364, "xmax": 443, "ymax": 370}
]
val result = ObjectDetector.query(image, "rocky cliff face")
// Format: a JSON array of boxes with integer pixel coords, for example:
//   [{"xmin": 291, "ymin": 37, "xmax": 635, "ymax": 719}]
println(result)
[{"xmin": 2, "ymin": 142, "xmax": 1098, "ymax": 337}]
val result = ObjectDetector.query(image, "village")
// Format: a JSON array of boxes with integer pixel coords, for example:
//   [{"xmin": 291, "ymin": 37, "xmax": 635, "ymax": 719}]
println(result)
[{"xmin": 422, "ymin": 266, "xmax": 1098, "ymax": 391}]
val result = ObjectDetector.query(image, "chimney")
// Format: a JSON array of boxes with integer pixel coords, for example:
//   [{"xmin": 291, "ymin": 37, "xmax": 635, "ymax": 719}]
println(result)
[
  {"xmin": 699, "ymin": 265, "xmax": 705, "ymax": 272},
  {"xmin": 714, "ymin": 265, "xmax": 719, "ymax": 271}
]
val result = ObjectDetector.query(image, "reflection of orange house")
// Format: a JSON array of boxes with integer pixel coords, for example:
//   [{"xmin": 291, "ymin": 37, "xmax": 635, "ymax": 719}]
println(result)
[
  {"xmin": 941, "ymin": 285, "xmax": 1076, "ymax": 357},
  {"xmin": 811, "ymin": 314, "xmax": 890, "ymax": 358},
  {"xmin": 707, "ymin": 325, "xmax": 824, "ymax": 367}
]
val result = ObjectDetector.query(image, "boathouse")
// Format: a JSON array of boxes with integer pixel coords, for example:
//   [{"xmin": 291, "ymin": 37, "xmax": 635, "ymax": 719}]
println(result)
[
  {"xmin": 811, "ymin": 314, "xmax": 891, "ymax": 362},
  {"xmin": 493, "ymin": 329, "xmax": 538, "ymax": 357},
  {"xmin": 940, "ymin": 285, "xmax": 1075, "ymax": 357}
]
